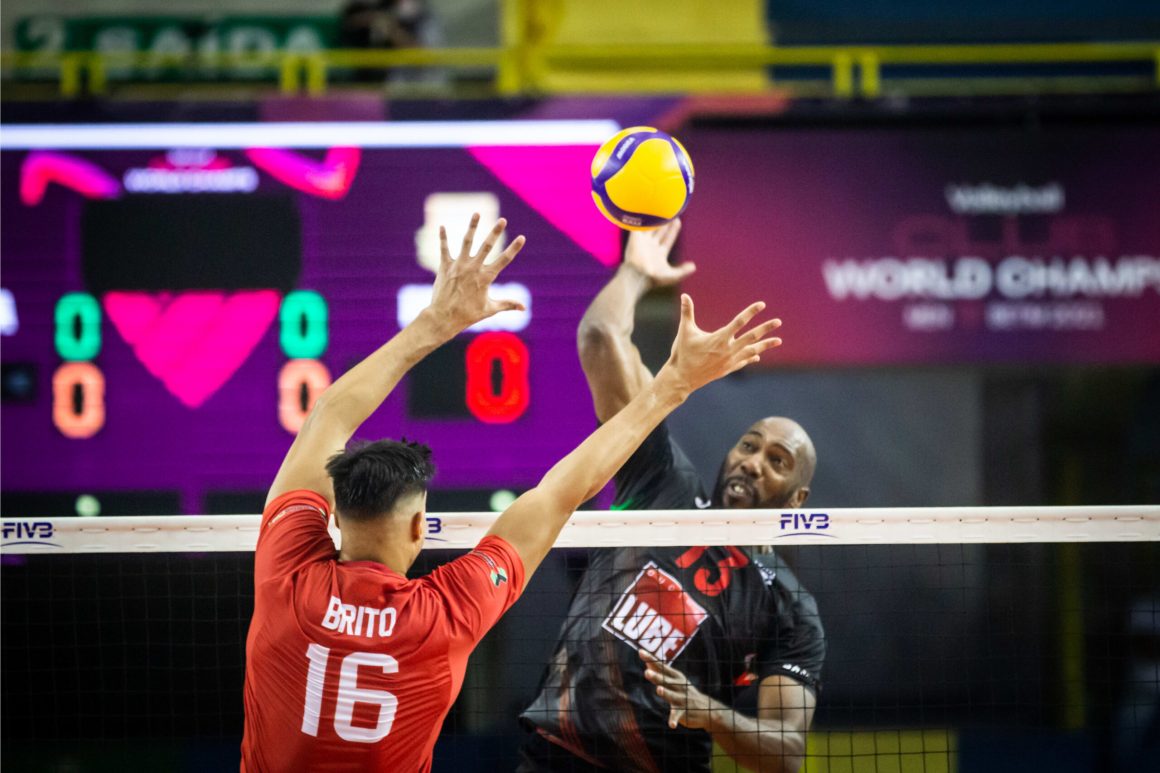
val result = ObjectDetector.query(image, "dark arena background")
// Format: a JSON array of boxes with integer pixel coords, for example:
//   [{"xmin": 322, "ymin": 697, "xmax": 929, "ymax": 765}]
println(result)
[{"xmin": 2, "ymin": 2, "xmax": 1158, "ymax": 772}]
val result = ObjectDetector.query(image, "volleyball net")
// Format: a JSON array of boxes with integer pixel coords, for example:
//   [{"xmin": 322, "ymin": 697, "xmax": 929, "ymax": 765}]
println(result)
[{"xmin": 2, "ymin": 506, "xmax": 1157, "ymax": 772}]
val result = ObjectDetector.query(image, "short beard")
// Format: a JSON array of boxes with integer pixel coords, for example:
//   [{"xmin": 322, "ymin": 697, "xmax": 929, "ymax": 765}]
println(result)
[{"xmin": 712, "ymin": 459, "xmax": 795, "ymax": 510}]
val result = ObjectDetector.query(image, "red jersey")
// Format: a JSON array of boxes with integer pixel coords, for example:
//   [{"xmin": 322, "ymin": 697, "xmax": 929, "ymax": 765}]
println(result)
[{"xmin": 240, "ymin": 490, "xmax": 524, "ymax": 772}]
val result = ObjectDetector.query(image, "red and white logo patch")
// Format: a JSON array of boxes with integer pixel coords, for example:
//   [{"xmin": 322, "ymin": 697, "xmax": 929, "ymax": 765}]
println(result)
[{"xmin": 602, "ymin": 562, "xmax": 708, "ymax": 662}]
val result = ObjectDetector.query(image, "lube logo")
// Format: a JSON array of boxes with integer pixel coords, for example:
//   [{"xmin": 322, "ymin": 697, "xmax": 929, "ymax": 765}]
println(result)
[{"xmin": 602, "ymin": 562, "xmax": 707, "ymax": 662}]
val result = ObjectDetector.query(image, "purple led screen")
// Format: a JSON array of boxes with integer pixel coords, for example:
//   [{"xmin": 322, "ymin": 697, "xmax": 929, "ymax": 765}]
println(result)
[
  {"xmin": 6, "ymin": 123, "xmax": 1159, "ymax": 513},
  {"xmin": 1, "ymin": 140, "xmax": 622, "ymax": 512},
  {"xmin": 681, "ymin": 124, "xmax": 1160, "ymax": 366}
]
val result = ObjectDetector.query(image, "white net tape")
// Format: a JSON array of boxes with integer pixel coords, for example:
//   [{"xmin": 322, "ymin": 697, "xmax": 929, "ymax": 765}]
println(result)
[{"xmin": 3, "ymin": 505, "xmax": 1157, "ymax": 554}]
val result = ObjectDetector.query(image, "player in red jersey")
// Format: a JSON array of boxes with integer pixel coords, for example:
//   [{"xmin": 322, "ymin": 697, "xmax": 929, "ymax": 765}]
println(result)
[{"xmin": 240, "ymin": 214, "xmax": 784, "ymax": 772}]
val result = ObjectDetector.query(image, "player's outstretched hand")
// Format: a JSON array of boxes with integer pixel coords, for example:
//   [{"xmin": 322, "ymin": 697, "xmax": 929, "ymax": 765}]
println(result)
[
  {"xmin": 428, "ymin": 213, "xmax": 526, "ymax": 336},
  {"xmin": 657, "ymin": 294, "xmax": 781, "ymax": 398},
  {"xmin": 639, "ymin": 650, "xmax": 714, "ymax": 730},
  {"xmin": 624, "ymin": 218, "xmax": 693, "ymax": 286}
]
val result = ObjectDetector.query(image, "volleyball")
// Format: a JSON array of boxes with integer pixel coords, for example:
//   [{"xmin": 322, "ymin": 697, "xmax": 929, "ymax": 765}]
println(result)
[{"xmin": 590, "ymin": 127, "xmax": 695, "ymax": 231}]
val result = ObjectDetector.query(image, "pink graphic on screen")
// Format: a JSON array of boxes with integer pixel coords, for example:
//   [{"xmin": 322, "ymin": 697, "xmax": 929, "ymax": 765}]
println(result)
[
  {"xmin": 245, "ymin": 147, "xmax": 361, "ymax": 199},
  {"xmin": 20, "ymin": 151, "xmax": 121, "ymax": 206},
  {"xmin": 104, "ymin": 290, "xmax": 280, "ymax": 408},
  {"xmin": 469, "ymin": 145, "xmax": 621, "ymax": 266}
]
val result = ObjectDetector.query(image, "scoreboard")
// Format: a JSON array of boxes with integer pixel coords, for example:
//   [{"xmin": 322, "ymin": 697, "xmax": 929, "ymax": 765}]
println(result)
[{"xmin": 0, "ymin": 120, "xmax": 625, "ymax": 515}]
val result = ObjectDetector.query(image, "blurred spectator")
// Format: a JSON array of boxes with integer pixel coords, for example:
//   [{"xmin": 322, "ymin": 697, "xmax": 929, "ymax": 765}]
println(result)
[{"xmin": 339, "ymin": 0, "xmax": 446, "ymax": 86}]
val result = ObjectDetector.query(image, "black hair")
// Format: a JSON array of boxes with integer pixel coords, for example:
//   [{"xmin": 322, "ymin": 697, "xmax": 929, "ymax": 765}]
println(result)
[{"xmin": 325, "ymin": 439, "xmax": 435, "ymax": 521}]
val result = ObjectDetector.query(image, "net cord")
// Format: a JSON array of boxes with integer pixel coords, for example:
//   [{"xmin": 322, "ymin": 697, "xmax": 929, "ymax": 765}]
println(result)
[{"xmin": 1, "ymin": 506, "xmax": 1157, "ymax": 554}]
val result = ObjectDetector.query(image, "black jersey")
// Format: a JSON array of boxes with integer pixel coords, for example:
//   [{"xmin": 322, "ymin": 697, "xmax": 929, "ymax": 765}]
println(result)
[{"xmin": 521, "ymin": 423, "xmax": 825, "ymax": 772}]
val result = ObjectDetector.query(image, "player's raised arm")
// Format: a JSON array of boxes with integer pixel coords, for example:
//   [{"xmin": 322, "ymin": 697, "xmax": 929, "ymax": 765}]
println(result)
[
  {"xmin": 265, "ymin": 215, "xmax": 526, "ymax": 508},
  {"xmin": 489, "ymin": 294, "xmax": 782, "ymax": 583},
  {"xmin": 577, "ymin": 220, "xmax": 701, "ymax": 422}
]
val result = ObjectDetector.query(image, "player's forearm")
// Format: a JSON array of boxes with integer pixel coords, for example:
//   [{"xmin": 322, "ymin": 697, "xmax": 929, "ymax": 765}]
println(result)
[
  {"xmin": 577, "ymin": 265, "xmax": 657, "ymax": 421},
  {"xmin": 577, "ymin": 264, "xmax": 653, "ymax": 356},
  {"xmin": 313, "ymin": 310, "xmax": 454, "ymax": 437},
  {"xmin": 705, "ymin": 703, "xmax": 807, "ymax": 773}
]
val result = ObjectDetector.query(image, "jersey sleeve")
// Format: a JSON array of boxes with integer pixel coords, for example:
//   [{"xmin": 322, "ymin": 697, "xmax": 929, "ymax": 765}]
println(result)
[
  {"xmin": 753, "ymin": 589, "xmax": 826, "ymax": 694},
  {"xmin": 421, "ymin": 534, "xmax": 526, "ymax": 645},
  {"xmin": 254, "ymin": 489, "xmax": 336, "ymax": 584},
  {"xmin": 613, "ymin": 422, "xmax": 708, "ymax": 510}
]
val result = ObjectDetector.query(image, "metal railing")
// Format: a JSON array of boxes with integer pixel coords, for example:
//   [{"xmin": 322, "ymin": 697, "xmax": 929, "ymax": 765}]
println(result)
[{"xmin": 2, "ymin": 40, "xmax": 1158, "ymax": 99}]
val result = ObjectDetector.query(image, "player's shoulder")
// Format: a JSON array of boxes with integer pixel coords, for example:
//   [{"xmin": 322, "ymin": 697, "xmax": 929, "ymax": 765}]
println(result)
[
  {"xmin": 472, "ymin": 533, "xmax": 523, "ymax": 567},
  {"xmin": 657, "ymin": 432, "xmax": 708, "ymax": 498},
  {"xmin": 264, "ymin": 489, "xmax": 330, "ymax": 515},
  {"xmin": 751, "ymin": 551, "xmax": 822, "ymax": 624},
  {"xmin": 412, "ymin": 536, "xmax": 523, "ymax": 619},
  {"xmin": 262, "ymin": 489, "xmax": 331, "ymax": 524},
  {"xmin": 750, "ymin": 550, "xmax": 799, "ymax": 593},
  {"xmin": 617, "ymin": 439, "xmax": 707, "ymax": 511}
]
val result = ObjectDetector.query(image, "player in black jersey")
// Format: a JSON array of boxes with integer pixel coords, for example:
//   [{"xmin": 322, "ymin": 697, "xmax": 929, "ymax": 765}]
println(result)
[{"xmin": 520, "ymin": 220, "xmax": 824, "ymax": 773}]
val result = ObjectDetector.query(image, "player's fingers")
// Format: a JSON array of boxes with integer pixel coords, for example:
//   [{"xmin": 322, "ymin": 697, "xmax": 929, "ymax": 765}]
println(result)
[
  {"xmin": 673, "ymin": 262, "xmax": 697, "ymax": 281},
  {"xmin": 731, "ymin": 339, "xmax": 782, "ymax": 372},
  {"xmin": 643, "ymin": 663, "xmax": 667, "ymax": 682},
  {"xmin": 727, "ymin": 356, "xmax": 759, "ymax": 376},
  {"xmin": 725, "ymin": 301, "xmax": 766, "ymax": 336},
  {"xmin": 488, "ymin": 234, "xmax": 525, "ymax": 274},
  {"xmin": 460, "ymin": 213, "xmax": 481, "ymax": 258},
  {"xmin": 438, "ymin": 226, "xmax": 452, "ymax": 268},
  {"xmin": 740, "ymin": 338, "xmax": 782, "ymax": 361},
  {"xmin": 474, "ymin": 218, "xmax": 507, "ymax": 263},
  {"xmin": 669, "ymin": 708, "xmax": 684, "ymax": 729},
  {"xmin": 752, "ymin": 336, "xmax": 783, "ymax": 354},
  {"xmin": 491, "ymin": 299, "xmax": 526, "ymax": 315},
  {"xmin": 679, "ymin": 293, "xmax": 696, "ymax": 330},
  {"xmin": 645, "ymin": 664, "xmax": 680, "ymax": 690},
  {"xmin": 641, "ymin": 650, "xmax": 687, "ymax": 689},
  {"xmin": 639, "ymin": 650, "xmax": 668, "ymax": 675},
  {"xmin": 738, "ymin": 318, "xmax": 781, "ymax": 345},
  {"xmin": 659, "ymin": 218, "xmax": 682, "ymax": 248}
]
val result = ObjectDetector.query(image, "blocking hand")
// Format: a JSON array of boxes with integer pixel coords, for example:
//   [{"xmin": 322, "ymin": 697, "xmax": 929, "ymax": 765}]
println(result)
[
  {"xmin": 624, "ymin": 219, "xmax": 694, "ymax": 287},
  {"xmin": 659, "ymin": 294, "xmax": 782, "ymax": 397},
  {"xmin": 429, "ymin": 213, "xmax": 526, "ymax": 336}
]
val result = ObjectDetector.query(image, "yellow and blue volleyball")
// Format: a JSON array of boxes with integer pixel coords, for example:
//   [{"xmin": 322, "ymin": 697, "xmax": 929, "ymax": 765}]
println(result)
[{"xmin": 590, "ymin": 127, "xmax": 694, "ymax": 231}]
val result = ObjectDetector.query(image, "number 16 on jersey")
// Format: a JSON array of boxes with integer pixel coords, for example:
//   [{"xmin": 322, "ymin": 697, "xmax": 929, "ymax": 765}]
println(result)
[{"xmin": 302, "ymin": 644, "xmax": 399, "ymax": 743}]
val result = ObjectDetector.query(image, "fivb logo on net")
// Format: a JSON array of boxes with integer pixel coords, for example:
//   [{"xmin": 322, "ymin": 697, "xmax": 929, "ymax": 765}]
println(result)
[
  {"xmin": 2, "ymin": 521, "xmax": 60, "ymax": 548},
  {"xmin": 778, "ymin": 513, "xmax": 832, "ymax": 535}
]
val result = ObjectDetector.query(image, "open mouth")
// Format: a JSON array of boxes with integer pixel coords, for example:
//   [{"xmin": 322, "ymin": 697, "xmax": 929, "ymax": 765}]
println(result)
[{"xmin": 724, "ymin": 477, "xmax": 755, "ymax": 502}]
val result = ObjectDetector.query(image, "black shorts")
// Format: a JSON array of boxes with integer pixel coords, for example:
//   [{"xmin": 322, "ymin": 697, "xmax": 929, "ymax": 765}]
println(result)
[{"xmin": 516, "ymin": 730, "xmax": 608, "ymax": 773}]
